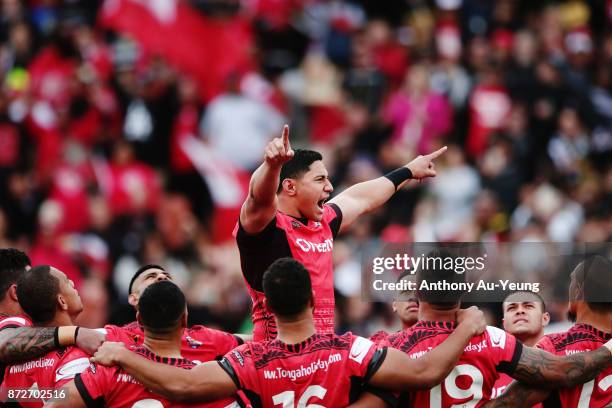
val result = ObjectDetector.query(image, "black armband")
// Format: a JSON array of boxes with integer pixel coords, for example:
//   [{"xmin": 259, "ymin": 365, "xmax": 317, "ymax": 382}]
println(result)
[{"xmin": 384, "ymin": 167, "xmax": 413, "ymax": 190}]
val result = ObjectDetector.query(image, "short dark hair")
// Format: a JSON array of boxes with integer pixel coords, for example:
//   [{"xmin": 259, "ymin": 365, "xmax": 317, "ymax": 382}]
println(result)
[
  {"xmin": 263, "ymin": 258, "xmax": 312, "ymax": 318},
  {"xmin": 16, "ymin": 265, "xmax": 59, "ymax": 324},
  {"xmin": 503, "ymin": 291, "xmax": 547, "ymax": 313},
  {"xmin": 574, "ymin": 256, "xmax": 612, "ymax": 313},
  {"xmin": 128, "ymin": 264, "xmax": 166, "ymax": 294},
  {"xmin": 416, "ymin": 249, "xmax": 466, "ymax": 308},
  {"xmin": 138, "ymin": 281, "xmax": 186, "ymax": 334},
  {"xmin": 277, "ymin": 149, "xmax": 323, "ymax": 193},
  {"xmin": 0, "ymin": 248, "xmax": 31, "ymax": 302}
]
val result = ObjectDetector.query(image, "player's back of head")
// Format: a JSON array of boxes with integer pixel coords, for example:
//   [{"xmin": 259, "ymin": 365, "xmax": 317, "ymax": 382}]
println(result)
[
  {"xmin": 278, "ymin": 149, "xmax": 323, "ymax": 193},
  {"xmin": 416, "ymin": 249, "xmax": 466, "ymax": 309},
  {"xmin": 138, "ymin": 281, "xmax": 186, "ymax": 335},
  {"xmin": 573, "ymin": 255, "xmax": 612, "ymax": 313},
  {"xmin": 0, "ymin": 248, "xmax": 31, "ymax": 301},
  {"xmin": 16, "ymin": 265, "xmax": 58, "ymax": 324},
  {"xmin": 263, "ymin": 257, "xmax": 313, "ymax": 319}
]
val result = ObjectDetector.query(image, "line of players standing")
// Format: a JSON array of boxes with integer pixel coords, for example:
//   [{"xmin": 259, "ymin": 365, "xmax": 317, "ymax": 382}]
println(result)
[{"xmin": 0, "ymin": 248, "xmax": 610, "ymax": 407}]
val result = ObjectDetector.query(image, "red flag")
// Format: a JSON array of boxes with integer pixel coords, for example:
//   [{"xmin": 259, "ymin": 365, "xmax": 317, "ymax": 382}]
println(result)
[
  {"xmin": 99, "ymin": 0, "xmax": 254, "ymax": 101},
  {"xmin": 179, "ymin": 134, "xmax": 250, "ymax": 243}
]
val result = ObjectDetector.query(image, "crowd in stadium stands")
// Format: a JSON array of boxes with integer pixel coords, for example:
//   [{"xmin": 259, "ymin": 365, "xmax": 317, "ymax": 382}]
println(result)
[{"xmin": 0, "ymin": 0, "xmax": 610, "ymax": 335}]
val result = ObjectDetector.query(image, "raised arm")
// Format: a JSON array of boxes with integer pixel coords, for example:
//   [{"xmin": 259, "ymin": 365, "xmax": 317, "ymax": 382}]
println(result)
[
  {"xmin": 510, "ymin": 342, "xmax": 612, "ymax": 388},
  {"xmin": 240, "ymin": 124, "xmax": 293, "ymax": 234},
  {"xmin": 0, "ymin": 326, "xmax": 104, "ymax": 363},
  {"xmin": 368, "ymin": 306, "xmax": 485, "ymax": 390},
  {"xmin": 329, "ymin": 147, "xmax": 446, "ymax": 233},
  {"xmin": 90, "ymin": 342, "xmax": 237, "ymax": 403}
]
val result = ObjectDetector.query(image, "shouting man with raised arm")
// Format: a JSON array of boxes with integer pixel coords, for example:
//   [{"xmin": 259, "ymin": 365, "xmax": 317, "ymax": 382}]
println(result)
[
  {"xmin": 236, "ymin": 125, "xmax": 446, "ymax": 340},
  {"xmin": 84, "ymin": 257, "xmax": 487, "ymax": 407}
]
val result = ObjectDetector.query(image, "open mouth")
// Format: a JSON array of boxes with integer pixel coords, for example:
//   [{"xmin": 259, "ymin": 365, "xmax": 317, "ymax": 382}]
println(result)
[{"xmin": 317, "ymin": 199, "xmax": 326, "ymax": 209}]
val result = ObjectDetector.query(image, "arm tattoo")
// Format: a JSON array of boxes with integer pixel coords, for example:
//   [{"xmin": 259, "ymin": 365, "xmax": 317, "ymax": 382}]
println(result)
[
  {"xmin": 512, "ymin": 346, "xmax": 612, "ymax": 388},
  {"xmin": 482, "ymin": 382, "xmax": 550, "ymax": 408},
  {"xmin": 0, "ymin": 327, "xmax": 57, "ymax": 363}
]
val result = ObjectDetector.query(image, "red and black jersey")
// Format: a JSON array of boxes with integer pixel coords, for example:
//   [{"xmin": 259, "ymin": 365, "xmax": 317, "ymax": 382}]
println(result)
[
  {"xmin": 75, "ymin": 346, "xmax": 239, "ymax": 408},
  {"xmin": 370, "ymin": 330, "xmax": 396, "ymax": 346},
  {"xmin": 235, "ymin": 204, "xmax": 342, "ymax": 341},
  {"xmin": 536, "ymin": 324, "xmax": 612, "ymax": 407},
  {"xmin": 1, "ymin": 346, "xmax": 90, "ymax": 407},
  {"xmin": 0, "ymin": 314, "xmax": 32, "ymax": 386},
  {"xmin": 219, "ymin": 332, "xmax": 388, "ymax": 408},
  {"xmin": 388, "ymin": 321, "xmax": 523, "ymax": 407},
  {"xmin": 104, "ymin": 322, "xmax": 243, "ymax": 364}
]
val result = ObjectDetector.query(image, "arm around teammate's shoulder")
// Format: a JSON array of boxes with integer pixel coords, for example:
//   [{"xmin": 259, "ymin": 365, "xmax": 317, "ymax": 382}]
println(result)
[
  {"xmin": 90, "ymin": 341, "xmax": 237, "ymax": 403},
  {"xmin": 510, "ymin": 340, "xmax": 612, "ymax": 388},
  {"xmin": 368, "ymin": 307, "xmax": 486, "ymax": 390}
]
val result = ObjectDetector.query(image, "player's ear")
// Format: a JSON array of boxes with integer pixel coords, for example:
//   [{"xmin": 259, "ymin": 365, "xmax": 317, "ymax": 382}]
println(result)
[
  {"xmin": 128, "ymin": 293, "xmax": 139, "ymax": 308},
  {"xmin": 282, "ymin": 179, "xmax": 297, "ymax": 196},
  {"xmin": 57, "ymin": 293, "xmax": 68, "ymax": 311},
  {"xmin": 392, "ymin": 301, "xmax": 398, "ymax": 313},
  {"xmin": 541, "ymin": 312, "xmax": 550, "ymax": 327},
  {"xmin": 8, "ymin": 284, "xmax": 18, "ymax": 302}
]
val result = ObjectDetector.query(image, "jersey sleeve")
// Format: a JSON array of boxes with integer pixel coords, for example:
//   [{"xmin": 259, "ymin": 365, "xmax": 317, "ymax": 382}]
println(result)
[
  {"xmin": 0, "ymin": 315, "xmax": 31, "ymax": 331},
  {"xmin": 218, "ymin": 345, "xmax": 258, "ymax": 392},
  {"xmin": 323, "ymin": 204, "xmax": 343, "ymax": 238},
  {"xmin": 535, "ymin": 335, "xmax": 555, "ymax": 352},
  {"xmin": 190, "ymin": 326, "xmax": 243, "ymax": 356},
  {"xmin": 484, "ymin": 326, "xmax": 523, "ymax": 375},
  {"xmin": 206, "ymin": 327, "xmax": 243, "ymax": 355},
  {"xmin": 74, "ymin": 363, "xmax": 111, "ymax": 407},
  {"xmin": 235, "ymin": 215, "xmax": 279, "ymax": 249},
  {"xmin": 369, "ymin": 330, "xmax": 391, "ymax": 346},
  {"xmin": 347, "ymin": 335, "xmax": 388, "ymax": 381},
  {"xmin": 53, "ymin": 348, "xmax": 91, "ymax": 388}
]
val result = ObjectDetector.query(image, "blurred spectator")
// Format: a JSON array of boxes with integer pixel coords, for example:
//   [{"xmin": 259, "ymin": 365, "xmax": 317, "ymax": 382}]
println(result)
[
  {"xmin": 383, "ymin": 64, "xmax": 452, "ymax": 157},
  {"xmin": 200, "ymin": 73, "xmax": 285, "ymax": 170},
  {"xmin": 547, "ymin": 106, "xmax": 590, "ymax": 178}
]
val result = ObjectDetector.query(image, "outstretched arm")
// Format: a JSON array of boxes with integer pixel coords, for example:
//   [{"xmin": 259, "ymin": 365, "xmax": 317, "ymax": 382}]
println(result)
[
  {"xmin": 90, "ymin": 342, "xmax": 237, "ymax": 403},
  {"xmin": 0, "ymin": 326, "xmax": 104, "ymax": 363},
  {"xmin": 329, "ymin": 147, "xmax": 446, "ymax": 233},
  {"xmin": 510, "ymin": 342, "xmax": 612, "ymax": 388},
  {"xmin": 240, "ymin": 125, "xmax": 293, "ymax": 234},
  {"xmin": 368, "ymin": 306, "xmax": 485, "ymax": 390}
]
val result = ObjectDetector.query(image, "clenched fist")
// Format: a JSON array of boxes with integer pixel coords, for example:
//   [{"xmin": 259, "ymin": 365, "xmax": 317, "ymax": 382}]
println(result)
[{"xmin": 456, "ymin": 306, "xmax": 486, "ymax": 336}]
